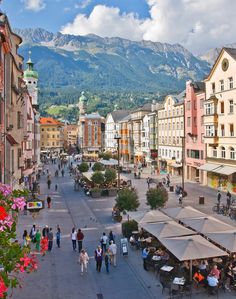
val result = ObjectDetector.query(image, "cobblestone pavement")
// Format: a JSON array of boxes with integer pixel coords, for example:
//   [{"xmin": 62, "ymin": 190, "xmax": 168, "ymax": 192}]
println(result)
[{"xmin": 11, "ymin": 162, "xmax": 236, "ymax": 299}]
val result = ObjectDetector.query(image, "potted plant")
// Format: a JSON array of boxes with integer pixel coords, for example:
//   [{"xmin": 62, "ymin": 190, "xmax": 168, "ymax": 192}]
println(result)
[
  {"xmin": 90, "ymin": 187, "xmax": 102, "ymax": 198},
  {"xmin": 115, "ymin": 188, "xmax": 140, "ymax": 212},
  {"xmin": 92, "ymin": 162, "xmax": 104, "ymax": 172},
  {"xmin": 122, "ymin": 220, "xmax": 138, "ymax": 238},
  {"xmin": 77, "ymin": 162, "xmax": 89, "ymax": 173}
]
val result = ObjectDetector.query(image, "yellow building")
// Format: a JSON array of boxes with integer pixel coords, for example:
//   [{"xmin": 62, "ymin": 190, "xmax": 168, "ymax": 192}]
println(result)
[
  {"xmin": 40, "ymin": 117, "xmax": 64, "ymax": 153},
  {"xmin": 200, "ymin": 48, "xmax": 236, "ymax": 192}
]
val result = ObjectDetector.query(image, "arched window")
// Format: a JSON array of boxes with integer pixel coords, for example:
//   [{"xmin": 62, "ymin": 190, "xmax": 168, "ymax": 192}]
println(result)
[
  {"xmin": 212, "ymin": 147, "xmax": 217, "ymax": 158},
  {"xmin": 221, "ymin": 146, "xmax": 226, "ymax": 158},
  {"xmin": 230, "ymin": 147, "xmax": 235, "ymax": 160}
]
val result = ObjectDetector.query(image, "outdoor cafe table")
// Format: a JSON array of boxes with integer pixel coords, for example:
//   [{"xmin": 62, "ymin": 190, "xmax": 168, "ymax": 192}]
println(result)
[
  {"xmin": 161, "ymin": 265, "xmax": 174, "ymax": 272},
  {"xmin": 173, "ymin": 277, "xmax": 186, "ymax": 286}
]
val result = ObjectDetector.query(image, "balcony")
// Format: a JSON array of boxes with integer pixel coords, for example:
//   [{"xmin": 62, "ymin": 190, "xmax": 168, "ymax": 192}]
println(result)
[{"xmin": 204, "ymin": 135, "xmax": 219, "ymax": 146}]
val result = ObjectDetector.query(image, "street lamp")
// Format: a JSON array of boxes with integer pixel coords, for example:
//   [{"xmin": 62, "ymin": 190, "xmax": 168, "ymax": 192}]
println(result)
[{"xmin": 114, "ymin": 132, "xmax": 121, "ymax": 189}]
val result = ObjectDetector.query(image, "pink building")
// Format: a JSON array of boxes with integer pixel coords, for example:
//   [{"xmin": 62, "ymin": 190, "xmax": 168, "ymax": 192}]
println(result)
[{"xmin": 185, "ymin": 81, "xmax": 206, "ymax": 184}]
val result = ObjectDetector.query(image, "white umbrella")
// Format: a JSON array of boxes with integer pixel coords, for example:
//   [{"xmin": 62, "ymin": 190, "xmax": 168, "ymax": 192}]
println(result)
[
  {"xmin": 206, "ymin": 230, "xmax": 236, "ymax": 253},
  {"xmin": 162, "ymin": 206, "xmax": 206, "ymax": 219},
  {"xmin": 128, "ymin": 210, "xmax": 171, "ymax": 223}
]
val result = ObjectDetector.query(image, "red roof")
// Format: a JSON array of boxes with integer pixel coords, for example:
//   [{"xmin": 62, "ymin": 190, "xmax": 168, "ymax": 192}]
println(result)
[
  {"xmin": 40, "ymin": 117, "xmax": 64, "ymax": 126},
  {"xmin": 6, "ymin": 134, "xmax": 19, "ymax": 146}
]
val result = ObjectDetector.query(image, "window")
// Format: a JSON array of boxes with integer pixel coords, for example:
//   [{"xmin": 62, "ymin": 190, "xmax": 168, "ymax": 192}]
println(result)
[
  {"xmin": 173, "ymin": 150, "xmax": 176, "ymax": 158},
  {"xmin": 176, "ymin": 151, "xmax": 179, "ymax": 159},
  {"xmin": 176, "ymin": 108, "xmax": 179, "ymax": 115},
  {"xmin": 230, "ymin": 124, "xmax": 234, "ymax": 137},
  {"xmin": 213, "ymin": 147, "xmax": 217, "ymax": 158},
  {"xmin": 221, "ymin": 124, "xmax": 225, "ymax": 136},
  {"xmin": 205, "ymin": 103, "xmax": 214, "ymax": 115},
  {"xmin": 229, "ymin": 100, "xmax": 234, "ymax": 113},
  {"xmin": 220, "ymin": 80, "xmax": 224, "ymax": 91},
  {"xmin": 220, "ymin": 102, "xmax": 224, "ymax": 114},
  {"xmin": 181, "ymin": 121, "xmax": 183, "ymax": 129},
  {"xmin": 176, "ymin": 122, "xmax": 179, "ymax": 130},
  {"xmin": 206, "ymin": 125, "xmax": 214, "ymax": 137},
  {"xmin": 47, "ymin": 134, "xmax": 50, "ymax": 138},
  {"xmin": 169, "ymin": 150, "xmax": 171, "ymax": 158},
  {"xmin": 229, "ymin": 77, "xmax": 233, "ymax": 89},
  {"xmin": 212, "ymin": 82, "xmax": 215, "ymax": 93},
  {"xmin": 230, "ymin": 147, "xmax": 235, "ymax": 160},
  {"xmin": 187, "ymin": 117, "xmax": 191, "ymax": 127},
  {"xmin": 165, "ymin": 149, "xmax": 167, "ymax": 156},
  {"xmin": 221, "ymin": 146, "xmax": 226, "ymax": 158},
  {"xmin": 187, "ymin": 102, "xmax": 191, "ymax": 110},
  {"xmin": 42, "ymin": 142, "xmax": 44, "ymax": 146},
  {"xmin": 41, "ymin": 128, "xmax": 44, "ymax": 131}
]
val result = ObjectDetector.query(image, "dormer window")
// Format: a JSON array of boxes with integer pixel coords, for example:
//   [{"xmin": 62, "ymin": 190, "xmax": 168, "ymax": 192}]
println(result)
[{"xmin": 229, "ymin": 77, "xmax": 234, "ymax": 89}]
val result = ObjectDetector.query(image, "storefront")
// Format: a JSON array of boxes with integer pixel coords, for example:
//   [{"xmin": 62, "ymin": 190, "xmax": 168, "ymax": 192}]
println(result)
[{"xmin": 159, "ymin": 159, "xmax": 167, "ymax": 174}]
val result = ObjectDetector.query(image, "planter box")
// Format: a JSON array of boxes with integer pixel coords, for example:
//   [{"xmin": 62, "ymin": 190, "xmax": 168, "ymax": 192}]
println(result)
[
  {"xmin": 108, "ymin": 189, "xmax": 118, "ymax": 197},
  {"xmin": 91, "ymin": 190, "xmax": 102, "ymax": 198}
]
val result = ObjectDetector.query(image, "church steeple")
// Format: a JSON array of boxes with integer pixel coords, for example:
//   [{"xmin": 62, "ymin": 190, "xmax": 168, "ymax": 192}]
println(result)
[
  {"xmin": 78, "ymin": 91, "xmax": 87, "ymax": 115},
  {"xmin": 24, "ymin": 51, "xmax": 39, "ymax": 106}
]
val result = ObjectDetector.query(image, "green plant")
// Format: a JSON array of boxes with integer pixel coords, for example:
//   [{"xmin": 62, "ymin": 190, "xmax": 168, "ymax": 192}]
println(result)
[
  {"xmin": 91, "ymin": 187, "xmax": 101, "ymax": 193},
  {"xmin": 115, "ymin": 188, "xmax": 139, "ymax": 212},
  {"xmin": 122, "ymin": 220, "xmax": 138, "ymax": 238},
  {"xmin": 99, "ymin": 151, "xmax": 112, "ymax": 160},
  {"xmin": 92, "ymin": 162, "xmax": 104, "ymax": 172},
  {"xmin": 78, "ymin": 162, "xmax": 89, "ymax": 172},
  {"xmin": 91, "ymin": 171, "xmax": 105, "ymax": 186},
  {"xmin": 104, "ymin": 168, "xmax": 117, "ymax": 185},
  {"xmin": 146, "ymin": 187, "xmax": 168, "ymax": 209}
]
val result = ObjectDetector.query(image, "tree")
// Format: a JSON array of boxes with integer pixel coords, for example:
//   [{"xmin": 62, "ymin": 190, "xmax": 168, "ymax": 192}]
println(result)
[
  {"xmin": 115, "ymin": 188, "xmax": 139, "ymax": 212},
  {"xmin": 92, "ymin": 162, "xmax": 104, "ymax": 172},
  {"xmin": 91, "ymin": 171, "xmax": 105, "ymax": 187},
  {"xmin": 0, "ymin": 185, "xmax": 38, "ymax": 298},
  {"xmin": 78, "ymin": 162, "xmax": 89, "ymax": 173},
  {"xmin": 104, "ymin": 168, "xmax": 117, "ymax": 186},
  {"xmin": 146, "ymin": 187, "xmax": 168, "ymax": 209},
  {"xmin": 98, "ymin": 151, "xmax": 112, "ymax": 160}
]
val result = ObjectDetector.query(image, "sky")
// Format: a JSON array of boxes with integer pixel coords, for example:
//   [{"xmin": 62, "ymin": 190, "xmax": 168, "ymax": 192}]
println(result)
[{"xmin": 1, "ymin": 0, "xmax": 236, "ymax": 54}]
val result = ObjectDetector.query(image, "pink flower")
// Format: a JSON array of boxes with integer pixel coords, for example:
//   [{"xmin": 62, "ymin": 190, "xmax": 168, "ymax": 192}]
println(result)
[
  {"xmin": 11, "ymin": 197, "xmax": 26, "ymax": 211},
  {"xmin": 0, "ymin": 184, "xmax": 12, "ymax": 197},
  {"xmin": 0, "ymin": 215, "xmax": 14, "ymax": 232}
]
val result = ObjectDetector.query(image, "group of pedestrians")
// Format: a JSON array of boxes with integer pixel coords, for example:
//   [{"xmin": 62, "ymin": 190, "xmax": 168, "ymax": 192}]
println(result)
[
  {"xmin": 71, "ymin": 227, "xmax": 85, "ymax": 252},
  {"xmin": 217, "ymin": 190, "xmax": 233, "ymax": 210}
]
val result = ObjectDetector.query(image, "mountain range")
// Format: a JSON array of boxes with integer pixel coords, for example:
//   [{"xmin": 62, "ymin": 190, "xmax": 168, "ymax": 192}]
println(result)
[{"xmin": 15, "ymin": 28, "xmax": 210, "ymax": 95}]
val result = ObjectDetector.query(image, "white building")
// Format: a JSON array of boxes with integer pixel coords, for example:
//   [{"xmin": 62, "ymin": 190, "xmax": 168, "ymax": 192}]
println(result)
[
  {"xmin": 105, "ymin": 110, "xmax": 129, "ymax": 152},
  {"xmin": 141, "ymin": 114, "xmax": 150, "ymax": 159},
  {"xmin": 157, "ymin": 93, "xmax": 185, "ymax": 175}
]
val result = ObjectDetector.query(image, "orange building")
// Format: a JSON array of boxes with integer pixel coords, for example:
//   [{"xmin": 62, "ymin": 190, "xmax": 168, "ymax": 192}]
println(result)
[{"xmin": 40, "ymin": 117, "xmax": 64, "ymax": 153}]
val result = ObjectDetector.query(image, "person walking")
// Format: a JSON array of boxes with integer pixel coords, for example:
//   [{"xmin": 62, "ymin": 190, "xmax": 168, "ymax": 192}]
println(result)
[
  {"xmin": 56, "ymin": 226, "xmax": 61, "ymax": 248},
  {"xmin": 55, "ymin": 184, "xmax": 58, "ymax": 191},
  {"xmin": 61, "ymin": 169, "xmax": 65, "ymax": 177},
  {"xmin": 109, "ymin": 240, "xmax": 117, "ymax": 267},
  {"xmin": 217, "ymin": 190, "xmax": 221, "ymax": 205},
  {"xmin": 100, "ymin": 232, "xmax": 108, "ymax": 252},
  {"xmin": 71, "ymin": 227, "xmax": 77, "ymax": 251},
  {"xmin": 40, "ymin": 236, "xmax": 48, "ymax": 256},
  {"xmin": 108, "ymin": 230, "xmax": 115, "ymax": 243},
  {"xmin": 95, "ymin": 245, "xmax": 103, "ymax": 272},
  {"xmin": 226, "ymin": 190, "xmax": 232, "ymax": 210},
  {"xmin": 178, "ymin": 192, "xmax": 183, "ymax": 205},
  {"xmin": 48, "ymin": 228, "xmax": 53, "ymax": 251},
  {"xmin": 147, "ymin": 177, "xmax": 150, "ymax": 189},
  {"xmin": 46, "ymin": 196, "xmax": 52, "ymax": 209},
  {"xmin": 142, "ymin": 247, "xmax": 149, "ymax": 271},
  {"xmin": 29, "ymin": 224, "xmax": 36, "ymax": 242},
  {"xmin": 22, "ymin": 230, "xmax": 30, "ymax": 247},
  {"xmin": 42, "ymin": 225, "xmax": 49, "ymax": 237},
  {"xmin": 47, "ymin": 179, "xmax": 51, "ymax": 190},
  {"xmin": 79, "ymin": 249, "xmax": 89, "ymax": 275},
  {"xmin": 35, "ymin": 229, "xmax": 41, "ymax": 252},
  {"xmin": 77, "ymin": 229, "xmax": 84, "ymax": 253},
  {"xmin": 104, "ymin": 250, "xmax": 111, "ymax": 273}
]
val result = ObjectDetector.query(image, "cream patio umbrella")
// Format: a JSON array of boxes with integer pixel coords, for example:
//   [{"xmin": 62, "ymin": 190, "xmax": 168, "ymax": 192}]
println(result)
[
  {"xmin": 162, "ymin": 206, "xmax": 206, "ymax": 219},
  {"xmin": 140, "ymin": 221, "xmax": 195, "ymax": 239},
  {"xmin": 128, "ymin": 210, "xmax": 171, "ymax": 224},
  {"xmin": 206, "ymin": 230, "xmax": 236, "ymax": 253},
  {"xmin": 160, "ymin": 234, "xmax": 228, "ymax": 279},
  {"xmin": 181, "ymin": 216, "xmax": 234, "ymax": 234}
]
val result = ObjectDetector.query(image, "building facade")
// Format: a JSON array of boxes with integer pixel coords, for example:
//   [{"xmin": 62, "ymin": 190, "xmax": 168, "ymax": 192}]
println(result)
[
  {"xmin": 185, "ymin": 81, "xmax": 206, "ymax": 184},
  {"xmin": 78, "ymin": 112, "xmax": 105, "ymax": 154},
  {"xmin": 148, "ymin": 101, "xmax": 159, "ymax": 163},
  {"xmin": 64, "ymin": 124, "xmax": 78, "ymax": 151},
  {"xmin": 158, "ymin": 94, "xmax": 184, "ymax": 175},
  {"xmin": 119, "ymin": 115, "xmax": 131, "ymax": 163},
  {"xmin": 105, "ymin": 110, "xmax": 129, "ymax": 153},
  {"xmin": 201, "ymin": 48, "xmax": 236, "ymax": 192},
  {"xmin": 40, "ymin": 117, "xmax": 64, "ymax": 153}
]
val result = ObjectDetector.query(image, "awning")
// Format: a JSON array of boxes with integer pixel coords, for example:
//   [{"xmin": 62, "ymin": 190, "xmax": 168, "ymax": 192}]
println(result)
[
  {"xmin": 172, "ymin": 164, "xmax": 182, "ymax": 168},
  {"xmin": 198, "ymin": 163, "xmax": 222, "ymax": 172},
  {"xmin": 6, "ymin": 134, "xmax": 18, "ymax": 146},
  {"xmin": 213, "ymin": 165, "xmax": 236, "ymax": 176}
]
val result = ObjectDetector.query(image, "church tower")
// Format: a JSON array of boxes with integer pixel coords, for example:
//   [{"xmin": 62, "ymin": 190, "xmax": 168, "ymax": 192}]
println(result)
[
  {"xmin": 24, "ymin": 51, "xmax": 39, "ymax": 108},
  {"xmin": 78, "ymin": 91, "xmax": 87, "ymax": 116}
]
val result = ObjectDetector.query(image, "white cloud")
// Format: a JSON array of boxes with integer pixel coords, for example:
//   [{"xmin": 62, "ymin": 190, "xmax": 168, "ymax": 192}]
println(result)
[
  {"xmin": 23, "ymin": 0, "xmax": 46, "ymax": 12},
  {"xmin": 75, "ymin": 0, "xmax": 92, "ymax": 9},
  {"xmin": 61, "ymin": 0, "xmax": 236, "ymax": 53}
]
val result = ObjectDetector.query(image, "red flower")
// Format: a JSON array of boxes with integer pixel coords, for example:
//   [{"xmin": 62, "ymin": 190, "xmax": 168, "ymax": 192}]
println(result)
[
  {"xmin": 0, "ymin": 206, "xmax": 7, "ymax": 221},
  {"xmin": 0, "ymin": 276, "xmax": 7, "ymax": 298}
]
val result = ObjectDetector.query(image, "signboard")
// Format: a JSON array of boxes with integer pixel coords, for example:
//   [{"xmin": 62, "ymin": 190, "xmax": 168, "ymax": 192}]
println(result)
[{"xmin": 27, "ymin": 200, "xmax": 44, "ymax": 210}]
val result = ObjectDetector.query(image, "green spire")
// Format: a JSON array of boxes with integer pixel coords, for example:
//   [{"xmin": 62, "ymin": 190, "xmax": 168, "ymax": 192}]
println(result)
[{"xmin": 24, "ymin": 51, "xmax": 38, "ymax": 79}]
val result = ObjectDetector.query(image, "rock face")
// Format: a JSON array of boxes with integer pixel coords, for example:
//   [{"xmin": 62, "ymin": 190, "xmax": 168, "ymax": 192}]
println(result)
[
  {"xmin": 200, "ymin": 43, "xmax": 236, "ymax": 65},
  {"xmin": 15, "ymin": 28, "xmax": 210, "ymax": 92}
]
